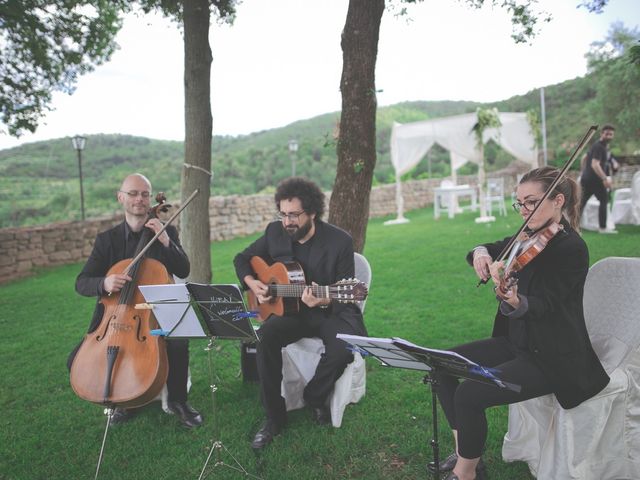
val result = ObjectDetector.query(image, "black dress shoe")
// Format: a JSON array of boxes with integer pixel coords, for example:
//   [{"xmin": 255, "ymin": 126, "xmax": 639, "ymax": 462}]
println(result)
[
  {"xmin": 311, "ymin": 406, "xmax": 331, "ymax": 426},
  {"xmin": 441, "ymin": 470, "xmax": 488, "ymax": 480},
  {"xmin": 251, "ymin": 419, "xmax": 282, "ymax": 449},
  {"xmin": 166, "ymin": 401, "xmax": 203, "ymax": 428},
  {"xmin": 441, "ymin": 473, "xmax": 461, "ymax": 480},
  {"xmin": 427, "ymin": 452, "xmax": 486, "ymax": 476},
  {"xmin": 109, "ymin": 407, "xmax": 136, "ymax": 425}
]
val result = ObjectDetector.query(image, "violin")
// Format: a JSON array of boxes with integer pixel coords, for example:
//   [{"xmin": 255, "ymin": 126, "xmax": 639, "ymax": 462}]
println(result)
[
  {"xmin": 478, "ymin": 125, "xmax": 599, "ymax": 291},
  {"xmin": 497, "ymin": 221, "xmax": 563, "ymax": 295},
  {"xmin": 70, "ymin": 190, "xmax": 199, "ymax": 408}
]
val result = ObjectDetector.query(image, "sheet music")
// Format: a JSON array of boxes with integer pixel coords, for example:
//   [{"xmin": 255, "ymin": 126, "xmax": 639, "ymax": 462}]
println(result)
[
  {"xmin": 186, "ymin": 283, "xmax": 257, "ymax": 341},
  {"xmin": 336, "ymin": 334, "xmax": 431, "ymax": 371},
  {"xmin": 390, "ymin": 337, "xmax": 480, "ymax": 367},
  {"xmin": 338, "ymin": 333, "xmax": 520, "ymax": 392},
  {"xmin": 138, "ymin": 283, "xmax": 207, "ymax": 338}
]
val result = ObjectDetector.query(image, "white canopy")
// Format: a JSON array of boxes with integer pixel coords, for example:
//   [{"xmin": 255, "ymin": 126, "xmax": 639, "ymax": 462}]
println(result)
[{"xmin": 387, "ymin": 112, "xmax": 539, "ymax": 223}]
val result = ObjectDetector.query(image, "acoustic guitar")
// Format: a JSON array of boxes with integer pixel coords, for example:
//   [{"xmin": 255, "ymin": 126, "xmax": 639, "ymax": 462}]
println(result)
[{"xmin": 247, "ymin": 256, "xmax": 368, "ymax": 321}]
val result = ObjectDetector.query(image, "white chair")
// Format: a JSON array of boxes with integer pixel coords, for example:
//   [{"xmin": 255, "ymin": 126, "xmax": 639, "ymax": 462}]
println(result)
[
  {"xmin": 486, "ymin": 177, "xmax": 507, "ymax": 216},
  {"xmin": 510, "ymin": 173, "xmax": 525, "ymax": 206},
  {"xmin": 580, "ymin": 196, "xmax": 616, "ymax": 231},
  {"xmin": 611, "ymin": 171, "xmax": 640, "ymax": 225},
  {"xmin": 280, "ymin": 253, "xmax": 371, "ymax": 427},
  {"xmin": 502, "ymin": 257, "xmax": 640, "ymax": 479}
]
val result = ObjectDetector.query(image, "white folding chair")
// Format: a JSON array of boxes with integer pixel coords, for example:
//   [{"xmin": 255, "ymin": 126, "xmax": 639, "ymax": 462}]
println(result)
[
  {"xmin": 486, "ymin": 177, "xmax": 507, "ymax": 216},
  {"xmin": 502, "ymin": 257, "xmax": 640, "ymax": 479},
  {"xmin": 580, "ymin": 196, "xmax": 616, "ymax": 231},
  {"xmin": 280, "ymin": 253, "xmax": 371, "ymax": 427},
  {"xmin": 611, "ymin": 171, "xmax": 640, "ymax": 225}
]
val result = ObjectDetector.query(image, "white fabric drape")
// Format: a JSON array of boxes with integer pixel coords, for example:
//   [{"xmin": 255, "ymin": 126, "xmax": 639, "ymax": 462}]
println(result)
[{"xmin": 389, "ymin": 112, "xmax": 538, "ymax": 221}]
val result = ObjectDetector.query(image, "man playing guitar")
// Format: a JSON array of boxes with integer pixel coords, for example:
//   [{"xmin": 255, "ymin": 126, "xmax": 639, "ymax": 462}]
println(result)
[{"xmin": 234, "ymin": 177, "xmax": 367, "ymax": 450}]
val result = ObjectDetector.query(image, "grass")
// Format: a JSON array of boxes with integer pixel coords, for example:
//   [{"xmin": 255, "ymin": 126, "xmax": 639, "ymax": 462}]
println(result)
[{"xmin": 1, "ymin": 206, "xmax": 638, "ymax": 480}]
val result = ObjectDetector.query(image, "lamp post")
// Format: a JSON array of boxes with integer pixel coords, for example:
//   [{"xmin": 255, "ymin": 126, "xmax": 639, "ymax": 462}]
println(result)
[
  {"xmin": 71, "ymin": 135, "xmax": 87, "ymax": 221},
  {"xmin": 288, "ymin": 139, "xmax": 298, "ymax": 177}
]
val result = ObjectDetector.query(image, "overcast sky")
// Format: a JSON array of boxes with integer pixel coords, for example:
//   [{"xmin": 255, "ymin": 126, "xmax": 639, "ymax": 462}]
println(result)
[{"xmin": 0, "ymin": 0, "xmax": 638, "ymax": 150}]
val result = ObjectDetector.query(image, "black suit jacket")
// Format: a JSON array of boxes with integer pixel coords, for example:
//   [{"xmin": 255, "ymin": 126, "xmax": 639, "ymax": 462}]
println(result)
[
  {"xmin": 233, "ymin": 219, "xmax": 366, "ymax": 336},
  {"xmin": 467, "ymin": 219, "xmax": 609, "ymax": 409},
  {"xmin": 75, "ymin": 221, "xmax": 190, "ymax": 334}
]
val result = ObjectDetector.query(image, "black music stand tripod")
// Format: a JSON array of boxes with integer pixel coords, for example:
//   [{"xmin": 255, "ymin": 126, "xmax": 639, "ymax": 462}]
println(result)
[
  {"xmin": 139, "ymin": 282, "xmax": 262, "ymax": 479},
  {"xmin": 185, "ymin": 283, "xmax": 262, "ymax": 480},
  {"xmin": 336, "ymin": 334, "xmax": 520, "ymax": 479}
]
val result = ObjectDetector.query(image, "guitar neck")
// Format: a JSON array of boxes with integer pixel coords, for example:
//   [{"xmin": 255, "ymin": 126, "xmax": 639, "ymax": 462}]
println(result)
[{"xmin": 267, "ymin": 284, "xmax": 332, "ymax": 298}]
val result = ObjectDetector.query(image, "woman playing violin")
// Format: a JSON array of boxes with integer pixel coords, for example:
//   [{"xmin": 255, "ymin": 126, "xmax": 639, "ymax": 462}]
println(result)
[{"xmin": 432, "ymin": 167, "xmax": 609, "ymax": 480}]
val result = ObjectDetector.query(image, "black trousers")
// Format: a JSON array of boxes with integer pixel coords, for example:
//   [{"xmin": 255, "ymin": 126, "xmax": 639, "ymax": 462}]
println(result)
[
  {"xmin": 580, "ymin": 179, "xmax": 609, "ymax": 229},
  {"xmin": 433, "ymin": 337, "xmax": 552, "ymax": 458},
  {"xmin": 166, "ymin": 339, "xmax": 190, "ymax": 402},
  {"xmin": 255, "ymin": 314, "xmax": 358, "ymax": 425}
]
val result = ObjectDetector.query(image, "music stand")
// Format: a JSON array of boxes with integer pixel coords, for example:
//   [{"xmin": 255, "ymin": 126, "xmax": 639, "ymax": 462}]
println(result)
[
  {"xmin": 337, "ymin": 334, "xmax": 520, "ymax": 479},
  {"xmin": 185, "ymin": 283, "xmax": 262, "ymax": 480}
]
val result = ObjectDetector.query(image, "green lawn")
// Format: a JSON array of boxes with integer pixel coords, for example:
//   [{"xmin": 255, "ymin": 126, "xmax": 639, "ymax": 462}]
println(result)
[{"xmin": 1, "ymin": 207, "xmax": 638, "ymax": 480}]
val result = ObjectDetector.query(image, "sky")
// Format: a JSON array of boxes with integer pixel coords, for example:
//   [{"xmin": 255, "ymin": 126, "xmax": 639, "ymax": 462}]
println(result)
[{"xmin": 0, "ymin": 0, "xmax": 638, "ymax": 150}]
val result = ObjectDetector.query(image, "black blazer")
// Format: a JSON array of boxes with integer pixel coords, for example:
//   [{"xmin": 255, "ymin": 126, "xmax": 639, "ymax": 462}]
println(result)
[
  {"xmin": 467, "ymin": 219, "xmax": 609, "ymax": 409},
  {"xmin": 234, "ymin": 219, "xmax": 366, "ymax": 336},
  {"xmin": 75, "ymin": 221, "xmax": 190, "ymax": 334}
]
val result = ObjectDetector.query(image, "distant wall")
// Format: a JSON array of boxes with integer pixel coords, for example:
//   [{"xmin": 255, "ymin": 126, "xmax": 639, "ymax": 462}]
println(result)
[{"xmin": 2, "ymin": 167, "xmax": 637, "ymax": 285}]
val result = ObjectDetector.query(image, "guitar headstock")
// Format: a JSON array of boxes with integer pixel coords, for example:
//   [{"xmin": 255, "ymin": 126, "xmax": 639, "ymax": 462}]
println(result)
[{"xmin": 330, "ymin": 278, "xmax": 368, "ymax": 303}]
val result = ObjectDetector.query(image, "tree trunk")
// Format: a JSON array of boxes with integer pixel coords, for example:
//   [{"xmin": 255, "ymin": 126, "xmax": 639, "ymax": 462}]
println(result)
[
  {"xmin": 328, "ymin": 0, "xmax": 385, "ymax": 253},
  {"xmin": 181, "ymin": 0, "xmax": 212, "ymax": 282}
]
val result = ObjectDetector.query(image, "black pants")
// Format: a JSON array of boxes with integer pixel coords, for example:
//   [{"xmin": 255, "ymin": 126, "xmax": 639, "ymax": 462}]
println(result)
[
  {"xmin": 255, "ymin": 314, "xmax": 357, "ymax": 425},
  {"xmin": 166, "ymin": 339, "xmax": 190, "ymax": 402},
  {"xmin": 580, "ymin": 179, "xmax": 609, "ymax": 229},
  {"xmin": 433, "ymin": 337, "xmax": 552, "ymax": 458}
]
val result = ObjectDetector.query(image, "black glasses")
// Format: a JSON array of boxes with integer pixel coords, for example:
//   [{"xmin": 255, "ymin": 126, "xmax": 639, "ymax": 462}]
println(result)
[
  {"xmin": 119, "ymin": 190, "xmax": 151, "ymax": 198},
  {"xmin": 512, "ymin": 199, "xmax": 542, "ymax": 213},
  {"xmin": 276, "ymin": 210, "xmax": 305, "ymax": 221}
]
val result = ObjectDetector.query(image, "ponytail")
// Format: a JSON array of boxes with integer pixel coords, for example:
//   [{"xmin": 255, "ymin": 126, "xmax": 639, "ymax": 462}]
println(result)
[{"xmin": 519, "ymin": 167, "xmax": 581, "ymax": 231}]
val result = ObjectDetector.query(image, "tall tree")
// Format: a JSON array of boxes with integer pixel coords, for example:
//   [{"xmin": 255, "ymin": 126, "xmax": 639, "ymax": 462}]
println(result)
[
  {"xmin": 180, "ymin": 0, "xmax": 214, "ymax": 283},
  {"xmin": 137, "ymin": 0, "xmax": 235, "ymax": 283},
  {"xmin": 0, "ymin": 1, "xmax": 125, "ymax": 136},
  {"xmin": 329, "ymin": 0, "xmax": 385, "ymax": 253},
  {"xmin": 328, "ymin": 0, "xmax": 587, "ymax": 251}
]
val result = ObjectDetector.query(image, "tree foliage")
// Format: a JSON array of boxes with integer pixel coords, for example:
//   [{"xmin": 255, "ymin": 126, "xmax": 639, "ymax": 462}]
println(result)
[
  {"xmin": 0, "ymin": 1, "xmax": 126, "ymax": 136},
  {"xmin": 586, "ymin": 22, "xmax": 640, "ymax": 151}
]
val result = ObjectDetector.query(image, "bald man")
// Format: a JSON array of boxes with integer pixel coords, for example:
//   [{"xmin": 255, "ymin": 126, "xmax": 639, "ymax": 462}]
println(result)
[{"xmin": 71, "ymin": 173, "xmax": 202, "ymax": 428}]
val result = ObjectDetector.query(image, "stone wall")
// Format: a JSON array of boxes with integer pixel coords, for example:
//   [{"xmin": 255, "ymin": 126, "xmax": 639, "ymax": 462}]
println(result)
[{"xmin": 2, "ymin": 167, "xmax": 637, "ymax": 285}]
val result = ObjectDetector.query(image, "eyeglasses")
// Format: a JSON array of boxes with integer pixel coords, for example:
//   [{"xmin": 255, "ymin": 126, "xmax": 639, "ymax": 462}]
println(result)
[
  {"xmin": 512, "ymin": 199, "xmax": 542, "ymax": 213},
  {"xmin": 120, "ymin": 190, "xmax": 151, "ymax": 198},
  {"xmin": 276, "ymin": 210, "xmax": 305, "ymax": 221}
]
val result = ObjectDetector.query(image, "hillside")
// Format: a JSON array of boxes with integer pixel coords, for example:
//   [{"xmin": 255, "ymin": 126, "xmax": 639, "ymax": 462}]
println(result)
[{"xmin": 0, "ymin": 72, "xmax": 635, "ymax": 228}]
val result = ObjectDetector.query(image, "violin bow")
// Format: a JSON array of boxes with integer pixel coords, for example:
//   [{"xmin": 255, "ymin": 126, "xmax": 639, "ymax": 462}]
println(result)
[
  {"xmin": 477, "ymin": 125, "xmax": 598, "ymax": 287},
  {"xmin": 123, "ymin": 188, "xmax": 200, "ymax": 276}
]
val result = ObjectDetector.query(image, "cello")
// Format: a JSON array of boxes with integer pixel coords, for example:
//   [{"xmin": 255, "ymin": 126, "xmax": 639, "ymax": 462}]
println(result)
[{"xmin": 70, "ymin": 190, "xmax": 199, "ymax": 409}]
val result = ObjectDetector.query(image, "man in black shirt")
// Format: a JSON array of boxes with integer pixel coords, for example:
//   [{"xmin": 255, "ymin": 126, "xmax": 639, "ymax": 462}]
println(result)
[
  {"xmin": 579, "ymin": 125, "xmax": 616, "ymax": 233},
  {"xmin": 72, "ymin": 173, "xmax": 203, "ymax": 428},
  {"xmin": 234, "ymin": 177, "xmax": 366, "ymax": 449}
]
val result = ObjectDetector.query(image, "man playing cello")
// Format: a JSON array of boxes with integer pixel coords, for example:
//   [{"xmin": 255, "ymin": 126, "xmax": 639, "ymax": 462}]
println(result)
[{"xmin": 70, "ymin": 173, "xmax": 203, "ymax": 428}]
